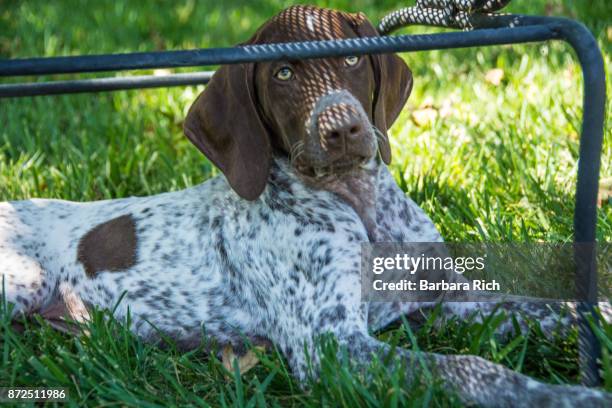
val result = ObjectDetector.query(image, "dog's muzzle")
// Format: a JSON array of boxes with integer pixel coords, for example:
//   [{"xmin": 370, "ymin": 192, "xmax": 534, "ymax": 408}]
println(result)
[{"xmin": 303, "ymin": 90, "xmax": 377, "ymax": 173}]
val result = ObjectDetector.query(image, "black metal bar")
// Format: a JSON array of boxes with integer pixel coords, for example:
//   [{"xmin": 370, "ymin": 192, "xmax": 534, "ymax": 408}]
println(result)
[
  {"xmin": 479, "ymin": 16, "xmax": 606, "ymax": 386},
  {"xmin": 550, "ymin": 18, "xmax": 606, "ymax": 388},
  {"xmin": 0, "ymin": 72, "xmax": 213, "ymax": 98},
  {"xmin": 0, "ymin": 25, "xmax": 559, "ymax": 78},
  {"xmin": 0, "ymin": 14, "xmax": 605, "ymax": 386}
]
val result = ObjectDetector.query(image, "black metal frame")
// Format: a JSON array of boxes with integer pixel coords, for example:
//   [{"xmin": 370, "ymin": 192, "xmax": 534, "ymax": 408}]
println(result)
[{"xmin": 0, "ymin": 15, "xmax": 606, "ymax": 386}]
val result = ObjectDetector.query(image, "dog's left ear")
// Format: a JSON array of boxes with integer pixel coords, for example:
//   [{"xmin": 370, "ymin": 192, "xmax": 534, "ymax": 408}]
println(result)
[{"xmin": 349, "ymin": 12, "xmax": 413, "ymax": 164}]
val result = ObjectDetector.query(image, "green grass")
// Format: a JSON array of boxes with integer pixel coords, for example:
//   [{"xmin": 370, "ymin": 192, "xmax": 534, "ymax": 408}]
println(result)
[{"xmin": 1, "ymin": 0, "xmax": 611, "ymax": 406}]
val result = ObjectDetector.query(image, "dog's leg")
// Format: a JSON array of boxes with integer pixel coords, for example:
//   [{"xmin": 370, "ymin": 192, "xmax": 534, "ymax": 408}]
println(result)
[
  {"xmin": 371, "ymin": 167, "xmax": 610, "ymax": 335},
  {"xmin": 368, "ymin": 299, "xmax": 583, "ymax": 336},
  {"xmin": 274, "ymin": 298, "xmax": 611, "ymax": 406},
  {"xmin": 336, "ymin": 330, "xmax": 611, "ymax": 407},
  {"xmin": 267, "ymin": 257, "xmax": 611, "ymax": 406}
]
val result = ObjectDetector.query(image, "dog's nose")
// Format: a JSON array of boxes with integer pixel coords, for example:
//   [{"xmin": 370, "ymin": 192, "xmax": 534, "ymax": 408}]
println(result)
[
  {"xmin": 317, "ymin": 106, "xmax": 368, "ymax": 152},
  {"xmin": 325, "ymin": 120, "xmax": 363, "ymax": 146}
]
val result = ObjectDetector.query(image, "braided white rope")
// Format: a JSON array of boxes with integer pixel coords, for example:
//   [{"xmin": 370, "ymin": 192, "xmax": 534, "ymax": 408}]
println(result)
[{"xmin": 378, "ymin": 0, "xmax": 513, "ymax": 33}]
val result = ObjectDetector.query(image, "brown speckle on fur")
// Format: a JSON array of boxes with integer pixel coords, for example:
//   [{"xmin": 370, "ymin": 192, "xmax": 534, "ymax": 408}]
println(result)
[{"xmin": 77, "ymin": 214, "xmax": 137, "ymax": 277}]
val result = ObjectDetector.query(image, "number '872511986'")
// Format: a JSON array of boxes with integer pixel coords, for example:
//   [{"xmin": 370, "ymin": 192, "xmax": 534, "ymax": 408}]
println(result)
[{"xmin": 0, "ymin": 388, "xmax": 68, "ymax": 402}]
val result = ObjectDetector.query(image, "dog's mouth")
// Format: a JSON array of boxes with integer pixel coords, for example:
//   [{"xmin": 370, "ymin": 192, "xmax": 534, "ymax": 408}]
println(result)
[{"xmin": 295, "ymin": 156, "xmax": 372, "ymax": 179}]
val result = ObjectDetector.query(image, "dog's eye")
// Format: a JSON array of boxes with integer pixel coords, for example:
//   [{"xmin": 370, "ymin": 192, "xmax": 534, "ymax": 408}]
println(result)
[
  {"xmin": 275, "ymin": 67, "xmax": 294, "ymax": 81},
  {"xmin": 344, "ymin": 56, "xmax": 360, "ymax": 67}
]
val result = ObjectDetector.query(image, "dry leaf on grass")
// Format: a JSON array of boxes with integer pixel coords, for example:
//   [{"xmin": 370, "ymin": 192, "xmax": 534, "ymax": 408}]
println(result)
[
  {"xmin": 411, "ymin": 107, "xmax": 438, "ymax": 127},
  {"xmin": 485, "ymin": 68, "xmax": 504, "ymax": 86},
  {"xmin": 222, "ymin": 345, "xmax": 265, "ymax": 375}
]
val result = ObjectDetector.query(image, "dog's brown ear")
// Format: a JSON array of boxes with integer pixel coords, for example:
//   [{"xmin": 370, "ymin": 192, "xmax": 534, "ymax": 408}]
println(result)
[
  {"xmin": 349, "ymin": 13, "xmax": 413, "ymax": 164},
  {"xmin": 183, "ymin": 62, "xmax": 270, "ymax": 201}
]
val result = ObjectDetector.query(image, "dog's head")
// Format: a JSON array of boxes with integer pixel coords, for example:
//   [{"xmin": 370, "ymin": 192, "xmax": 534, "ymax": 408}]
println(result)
[{"xmin": 184, "ymin": 5, "xmax": 412, "ymax": 200}]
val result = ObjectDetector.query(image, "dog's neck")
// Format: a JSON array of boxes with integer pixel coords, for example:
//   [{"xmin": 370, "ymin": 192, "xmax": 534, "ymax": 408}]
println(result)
[{"xmin": 294, "ymin": 159, "xmax": 381, "ymax": 242}]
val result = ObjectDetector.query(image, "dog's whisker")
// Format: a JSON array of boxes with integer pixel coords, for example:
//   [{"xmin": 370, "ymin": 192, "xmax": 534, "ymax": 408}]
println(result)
[
  {"xmin": 290, "ymin": 142, "xmax": 305, "ymax": 166},
  {"xmin": 290, "ymin": 142, "xmax": 302, "ymax": 160},
  {"xmin": 373, "ymin": 126, "xmax": 386, "ymax": 142},
  {"xmin": 291, "ymin": 153, "xmax": 305, "ymax": 169}
]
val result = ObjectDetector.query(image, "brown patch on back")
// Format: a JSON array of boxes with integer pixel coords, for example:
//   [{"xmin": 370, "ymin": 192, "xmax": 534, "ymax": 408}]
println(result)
[{"xmin": 77, "ymin": 214, "xmax": 137, "ymax": 277}]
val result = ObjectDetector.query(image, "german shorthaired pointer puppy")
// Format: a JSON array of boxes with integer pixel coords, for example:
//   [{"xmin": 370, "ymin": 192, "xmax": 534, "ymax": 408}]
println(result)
[{"xmin": 1, "ymin": 5, "xmax": 609, "ymax": 407}]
